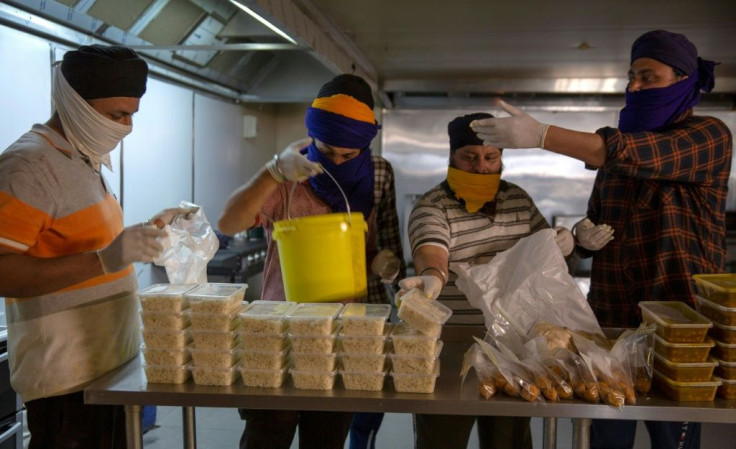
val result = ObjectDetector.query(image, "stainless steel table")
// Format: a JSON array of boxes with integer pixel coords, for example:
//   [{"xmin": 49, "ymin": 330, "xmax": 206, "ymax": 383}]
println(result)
[{"xmin": 84, "ymin": 326, "xmax": 736, "ymax": 449}]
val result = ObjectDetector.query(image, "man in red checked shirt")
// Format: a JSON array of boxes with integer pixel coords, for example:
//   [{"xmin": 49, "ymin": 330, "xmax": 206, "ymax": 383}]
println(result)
[{"xmin": 470, "ymin": 30, "xmax": 732, "ymax": 449}]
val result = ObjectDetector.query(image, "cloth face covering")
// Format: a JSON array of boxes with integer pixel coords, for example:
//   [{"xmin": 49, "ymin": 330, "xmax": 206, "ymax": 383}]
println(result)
[
  {"xmin": 52, "ymin": 65, "xmax": 132, "ymax": 171},
  {"xmin": 446, "ymin": 166, "xmax": 501, "ymax": 213},
  {"xmin": 306, "ymin": 142, "xmax": 375, "ymax": 219}
]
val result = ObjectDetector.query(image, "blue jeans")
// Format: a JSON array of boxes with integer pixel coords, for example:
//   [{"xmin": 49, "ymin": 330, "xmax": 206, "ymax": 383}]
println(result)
[
  {"xmin": 349, "ymin": 412, "xmax": 384, "ymax": 449},
  {"xmin": 591, "ymin": 419, "xmax": 701, "ymax": 449}
]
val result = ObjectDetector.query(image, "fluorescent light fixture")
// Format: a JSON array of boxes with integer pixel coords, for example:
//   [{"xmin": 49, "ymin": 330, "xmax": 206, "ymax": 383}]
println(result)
[{"xmin": 228, "ymin": 0, "xmax": 297, "ymax": 45}]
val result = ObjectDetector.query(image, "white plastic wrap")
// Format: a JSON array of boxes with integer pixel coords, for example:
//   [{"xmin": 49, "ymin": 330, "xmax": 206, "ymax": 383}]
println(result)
[{"xmin": 154, "ymin": 200, "xmax": 219, "ymax": 284}]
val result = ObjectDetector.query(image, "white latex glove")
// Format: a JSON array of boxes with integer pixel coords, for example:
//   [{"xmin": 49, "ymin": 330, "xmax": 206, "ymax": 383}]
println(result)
[
  {"xmin": 397, "ymin": 275, "xmax": 443, "ymax": 302},
  {"xmin": 370, "ymin": 249, "xmax": 401, "ymax": 283},
  {"xmin": 574, "ymin": 218, "xmax": 614, "ymax": 251},
  {"xmin": 469, "ymin": 99, "xmax": 550, "ymax": 149},
  {"xmin": 148, "ymin": 207, "xmax": 198, "ymax": 229},
  {"xmin": 97, "ymin": 224, "xmax": 167, "ymax": 273},
  {"xmin": 266, "ymin": 137, "xmax": 323, "ymax": 182},
  {"xmin": 553, "ymin": 226, "xmax": 574, "ymax": 257}
]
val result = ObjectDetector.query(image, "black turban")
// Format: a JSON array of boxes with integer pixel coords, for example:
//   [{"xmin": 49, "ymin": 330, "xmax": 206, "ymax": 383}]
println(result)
[
  {"xmin": 630, "ymin": 30, "xmax": 698, "ymax": 76},
  {"xmin": 61, "ymin": 44, "xmax": 148, "ymax": 99},
  {"xmin": 448, "ymin": 112, "xmax": 494, "ymax": 151},
  {"xmin": 316, "ymin": 74, "xmax": 374, "ymax": 109}
]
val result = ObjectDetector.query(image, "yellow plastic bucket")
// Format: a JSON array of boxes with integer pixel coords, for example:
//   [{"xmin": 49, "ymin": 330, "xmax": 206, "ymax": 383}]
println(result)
[{"xmin": 273, "ymin": 212, "xmax": 368, "ymax": 302}]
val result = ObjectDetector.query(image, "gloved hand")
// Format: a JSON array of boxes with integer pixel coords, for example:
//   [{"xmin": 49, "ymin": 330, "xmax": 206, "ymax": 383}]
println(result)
[
  {"xmin": 574, "ymin": 218, "xmax": 614, "ymax": 251},
  {"xmin": 553, "ymin": 226, "xmax": 574, "ymax": 257},
  {"xmin": 148, "ymin": 207, "xmax": 197, "ymax": 229},
  {"xmin": 370, "ymin": 249, "xmax": 401, "ymax": 283},
  {"xmin": 266, "ymin": 137, "xmax": 323, "ymax": 182},
  {"xmin": 397, "ymin": 275, "xmax": 443, "ymax": 302},
  {"xmin": 469, "ymin": 99, "xmax": 550, "ymax": 149},
  {"xmin": 97, "ymin": 224, "xmax": 168, "ymax": 273}
]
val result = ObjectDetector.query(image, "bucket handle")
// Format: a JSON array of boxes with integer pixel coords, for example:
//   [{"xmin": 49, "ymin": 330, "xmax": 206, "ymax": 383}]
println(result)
[{"xmin": 287, "ymin": 166, "xmax": 352, "ymax": 223}]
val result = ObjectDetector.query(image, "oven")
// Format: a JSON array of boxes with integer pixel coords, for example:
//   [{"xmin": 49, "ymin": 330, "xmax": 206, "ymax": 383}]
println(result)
[{"xmin": 0, "ymin": 327, "xmax": 23, "ymax": 449}]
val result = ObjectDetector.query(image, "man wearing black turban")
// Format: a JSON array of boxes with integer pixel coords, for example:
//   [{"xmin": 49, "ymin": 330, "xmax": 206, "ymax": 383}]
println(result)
[
  {"xmin": 0, "ymin": 44, "xmax": 191, "ymax": 449},
  {"xmin": 470, "ymin": 30, "xmax": 732, "ymax": 449}
]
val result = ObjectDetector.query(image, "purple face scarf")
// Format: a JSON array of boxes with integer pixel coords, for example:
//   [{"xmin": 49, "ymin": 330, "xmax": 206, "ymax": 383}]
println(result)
[
  {"xmin": 305, "ymin": 142, "xmax": 375, "ymax": 219},
  {"xmin": 618, "ymin": 58, "xmax": 717, "ymax": 132}
]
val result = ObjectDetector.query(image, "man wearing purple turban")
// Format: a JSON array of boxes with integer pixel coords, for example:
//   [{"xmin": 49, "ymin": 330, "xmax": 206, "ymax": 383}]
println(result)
[{"xmin": 470, "ymin": 30, "xmax": 732, "ymax": 449}]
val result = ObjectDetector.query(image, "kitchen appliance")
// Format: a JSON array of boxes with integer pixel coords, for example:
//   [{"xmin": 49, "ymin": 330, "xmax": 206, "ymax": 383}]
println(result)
[{"xmin": 0, "ymin": 326, "xmax": 23, "ymax": 449}]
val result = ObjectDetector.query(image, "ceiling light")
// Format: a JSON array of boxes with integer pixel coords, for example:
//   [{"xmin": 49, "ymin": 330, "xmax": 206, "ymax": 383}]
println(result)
[{"xmin": 228, "ymin": 0, "xmax": 297, "ymax": 45}]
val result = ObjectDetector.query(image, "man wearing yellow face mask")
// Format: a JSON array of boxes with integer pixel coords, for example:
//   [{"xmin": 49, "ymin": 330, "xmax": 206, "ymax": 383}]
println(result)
[{"xmin": 400, "ymin": 112, "xmax": 573, "ymax": 449}]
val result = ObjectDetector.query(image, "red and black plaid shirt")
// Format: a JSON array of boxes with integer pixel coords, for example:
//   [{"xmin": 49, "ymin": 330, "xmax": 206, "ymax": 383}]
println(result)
[{"xmin": 581, "ymin": 112, "xmax": 733, "ymax": 327}]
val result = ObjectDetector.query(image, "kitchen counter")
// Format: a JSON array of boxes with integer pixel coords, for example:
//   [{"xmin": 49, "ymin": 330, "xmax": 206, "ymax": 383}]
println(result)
[{"xmin": 85, "ymin": 326, "xmax": 736, "ymax": 449}]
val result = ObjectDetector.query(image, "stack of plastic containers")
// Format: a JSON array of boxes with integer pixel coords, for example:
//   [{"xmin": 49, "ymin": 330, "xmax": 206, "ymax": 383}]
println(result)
[
  {"xmin": 337, "ymin": 304, "xmax": 392, "ymax": 391},
  {"xmin": 390, "ymin": 289, "xmax": 452, "ymax": 393},
  {"xmin": 186, "ymin": 283, "xmax": 247, "ymax": 386},
  {"xmin": 239, "ymin": 300, "xmax": 296, "ymax": 388},
  {"xmin": 138, "ymin": 284, "xmax": 195, "ymax": 384},
  {"xmin": 287, "ymin": 303, "xmax": 343, "ymax": 390},
  {"xmin": 693, "ymin": 274, "xmax": 736, "ymax": 400},
  {"xmin": 639, "ymin": 301, "xmax": 721, "ymax": 401}
]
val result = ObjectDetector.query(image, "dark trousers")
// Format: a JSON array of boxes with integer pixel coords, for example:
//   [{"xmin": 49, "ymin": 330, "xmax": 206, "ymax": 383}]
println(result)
[
  {"xmin": 239, "ymin": 408, "xmax": 354, "ymax": 449},
  {"xmin": 349, "ymin": 412, "xmax": 384, "ymax": 449},
  {"xmin": 26, "ymin": 391, "xmax": 127, "ymax": 449},
  {"xmin": 414, "ymin": 414, "xmax": 532, "ymax": 449},
  {"xmin": 591, "ymin": 419, "xmax": 701, "ymax": 449}
]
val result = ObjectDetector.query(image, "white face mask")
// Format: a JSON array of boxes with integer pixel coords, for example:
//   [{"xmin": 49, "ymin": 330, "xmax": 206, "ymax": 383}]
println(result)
[{"xmin": 51, "ymin": 65, "xmax": 132, "ymax": 171}]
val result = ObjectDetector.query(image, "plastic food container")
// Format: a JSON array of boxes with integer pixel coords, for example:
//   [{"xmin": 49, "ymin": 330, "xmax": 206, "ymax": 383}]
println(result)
[
  {"xmin": 188, "ymin": 307, "xmax": 243, "ymax": 332},
  {"xmin": 240, "ymin": 332, "xmax": 287, "ymax": 352},
  {"xmin": 291, "ymin": 351, "xmax": 337, "ymax": 371},
  {"xmin": 696, "ymin": 295, "xmax": 736, "ymax": 326},
  {"xmin": 712, "ymin": 339, "xmax": 736, "ymax": 362},
  {"xmin": 714, "ymin": 357, "xmax": 736, "ymax": 379},
  {"xmin": 240, "ymin": 364, "xmax": 289, "ymax": 388},
  {"xmin": 391, "ymin": 361, "xmax": 440, "ymax": 393},
  {"xmin": 190, "ymin": 365, "xmax": 239, "ymax": 386},
  {"xmin": 240, "ymin": 344, "xmax": 290, "ymax": 370},
  {"xmin": 185, "ymin": 283, "xmax": 247, "ymax": 314},
  {"xmin": 138, "ymin": 283, "xmax": 195, "ymax": 312},
  {"xmin": 141, "ymin": 328, "xmax": 191, "ymax": 349},
  {"xmin": 290, "ymin": 368, "xmax": 337, "ymax": 390},
  {"xmin": 240, "ymin": 300, "xmax": 296, "ymax": 334},
  {"xmin": 190, "ymin": 347, "xmax": 240, "ymax": 369},
  {"xmin": 288, "ymin": 332, "xmax": 338, "ymax": 353},
  {"xmin": 390, "ymin": 322, "xmax": 440, "ymax": 356},
  {"xmin": 397, "ymin": 290, "xmax": 452, "ymax": 337},
  {"xmin": 339, "ymin": 352, "xmax": 388, "ymax": 373},
  {"xmin": 286, "ymin": 303, "xmax": 343, "ymax": 335},
  {"xmin": 144, "ymin": 363, "xmax": 190, "ymax": 384},
  {"xmin": 390, "ymin": 341, "xmax": 443, "ymax": 375},
  {"xmin": 653, "ymin": 370, "xmax": 721, "ymax": 402},
  {"xmin": 710, "ymin": 321, "xmax": 736, "ymax": 344},
  {"xmin": 142, "ymin": 345, "xmax": 190, "ymax": 366},
  {"xmin": 714, "ymin": 375, "xmax": 736, "ymax": 400},
  {"xmin": 652, "ymin": 353, "xmax": 718, "ymax": 382},
  {"xmin": 341, "ymin": 368, "xmax": 387, "ymax": 391},
  {"xmin": 639, "ymin": 301, "xmax": 712, "ymax": 343},
  {"xmin": 338, "ymin": 303, "xmax": 391, "ymax": 336},
  {"xmin": 191, "ymin": 330, "xmax": 239, "ymax": 350},
  {"xmin": 693, "ymin": 274, "xmax": 736, "ymax": 307},
  {"xmin": 653, "ymin": 334, "xmax": 714, "ymax": 363},
  {"xmin": 140, "ymin": 310, "xmax": 190, "ymax": 331},
  {"xmin": 338, "ymin": 328, "xmax": 390, "ymax": 355}
]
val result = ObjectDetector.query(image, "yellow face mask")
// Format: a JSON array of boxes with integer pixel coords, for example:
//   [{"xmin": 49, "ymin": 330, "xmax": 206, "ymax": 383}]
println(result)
[{"xmin": 446, "ymin": 166, "xmax": 501, "ymax": 213}]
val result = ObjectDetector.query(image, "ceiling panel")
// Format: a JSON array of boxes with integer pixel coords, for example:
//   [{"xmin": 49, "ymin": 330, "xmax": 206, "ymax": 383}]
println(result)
[
  {"xmin": 86, "ymin": 0, "xmax": 154, "ymax": 31},
  {"xmin": 138, "ymin": 0, "xmax": 205, "ymax": 45}
]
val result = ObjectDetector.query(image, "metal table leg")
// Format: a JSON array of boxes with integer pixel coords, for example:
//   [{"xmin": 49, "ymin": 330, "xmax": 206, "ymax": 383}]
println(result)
[
  {"xmin": 572, "ymin": 417, "xmax": 591, "ymax": 449},
  {"xmin": 182, "ymin": 406, "xmax": 197, "ymax": 449},
  {"xmin": 543, "ymin": 417, "xmax": 557, "ymax": 449},
  {"xmin": 124, "ymin": 405, "xmax": 143, "ymax": 449}
]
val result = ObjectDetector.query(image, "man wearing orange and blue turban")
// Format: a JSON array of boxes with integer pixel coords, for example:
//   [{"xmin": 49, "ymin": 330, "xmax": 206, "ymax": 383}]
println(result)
[{"xmin": 219, "ymin": 74, "xmax": 405, "ymax": 449}]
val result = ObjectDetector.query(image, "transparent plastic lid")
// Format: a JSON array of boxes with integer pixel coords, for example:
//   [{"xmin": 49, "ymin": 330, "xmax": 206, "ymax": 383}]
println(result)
[
  {"xmin": 242, "ymin": 300, "xmax": 297, "ymax": 318},
  {"xmin": 639, "ymin": 301, "xmax": 712, "ymax": 327},
  {"xmin": 185, "ymin": 283, "xmax": 247, "ymax": 301},
  {"xmin": 390, "ymin": 322, "xmax": 439, "ymax": 340},
  {"xmin": 138, "ymin": 283, "xmax": 196, "ymax": 297},
  {"xmin": 339, "ymin": 303, "xmax": 391, "ymax": 320},
  {"xmin": 286, "ymin": 303, "xmax": 343, "ymax": 320}
]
